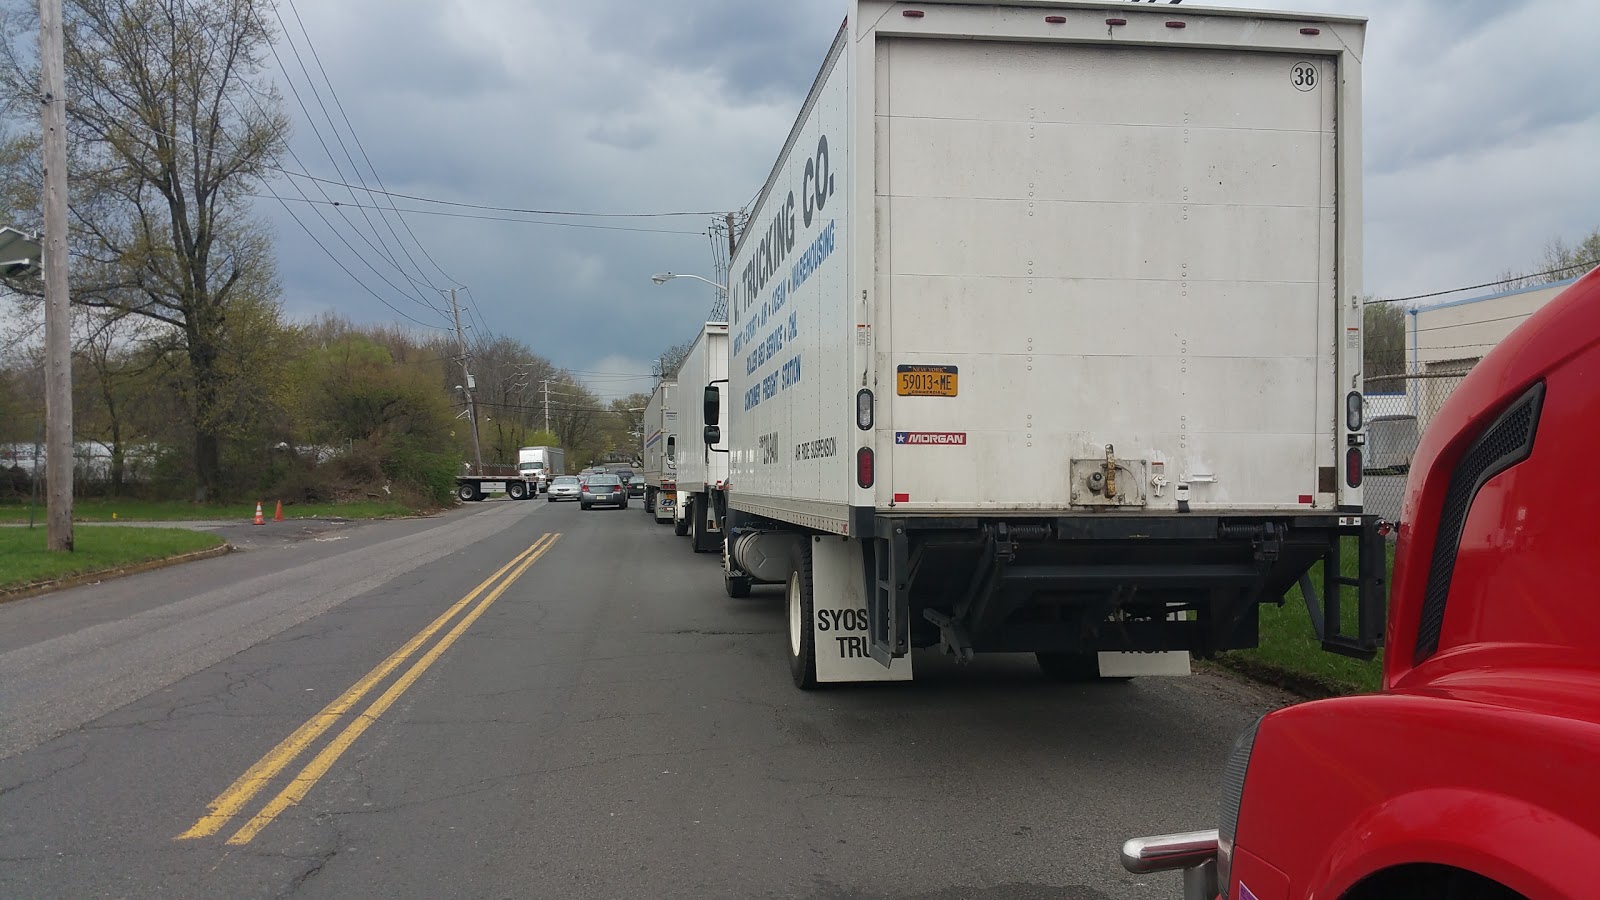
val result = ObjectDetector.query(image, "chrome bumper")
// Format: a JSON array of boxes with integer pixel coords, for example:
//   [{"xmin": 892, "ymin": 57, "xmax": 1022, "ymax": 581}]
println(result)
[{"xmin": 1121, "ymin": 830, "xmax": 1219, "ymax": 900}]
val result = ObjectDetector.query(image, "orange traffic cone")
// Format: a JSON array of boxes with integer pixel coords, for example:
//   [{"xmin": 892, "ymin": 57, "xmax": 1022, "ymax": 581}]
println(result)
[
  {"xmin": 274, "ymin": 500, "xmax": 284, "ymax": 522},
  {"xmin": 253, "ymin": 501, "xmax": 265, "ymax": 525}
]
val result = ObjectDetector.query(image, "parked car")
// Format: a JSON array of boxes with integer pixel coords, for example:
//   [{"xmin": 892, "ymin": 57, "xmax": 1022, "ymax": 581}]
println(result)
[
  {"xmin": 580, "ymin": 474, "xmax": 628, "ymax": 510},
  {"xmin": 1120, "ymin": 266, "xmax": 1600, "ymax": 900},
  {"xmin": 627, "ymin": 475, "xmax": 645, "ymax": 498},
  {"xmin": 547, "ymin": 475, "xmax": 582, "ymax": 502}
]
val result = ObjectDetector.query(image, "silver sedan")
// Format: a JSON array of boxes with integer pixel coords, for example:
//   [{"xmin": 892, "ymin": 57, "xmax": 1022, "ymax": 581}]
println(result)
[{"xmin": 547, "ymin": 475, "xmax": 582, "ymax": 502}]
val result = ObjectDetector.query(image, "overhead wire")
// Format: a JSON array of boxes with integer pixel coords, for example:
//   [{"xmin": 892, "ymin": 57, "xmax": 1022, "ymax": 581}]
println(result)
[
  {"xmin": 254, "ymin": 4, "xmax": 448, "ymax": 318},
  {"xmin": 214, "ymin": 93, "xmax": 449, "ymax": 331},
  {"xmin": 250, "ymin": 194, "xmax": 710, "ymax": 235},
  {"xmin": 281, "ymin": 0, "xmax": 465, "ymax": 291},
  {"xmin": 1365, "ymin": 260, "xmax": 1598, "ymax": 305}
]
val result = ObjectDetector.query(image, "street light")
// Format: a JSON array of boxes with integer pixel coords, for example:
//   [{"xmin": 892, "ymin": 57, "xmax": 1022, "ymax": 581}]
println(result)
[{"xmin": 651, "ymin": 272, "xmax": 727, "ymax": 291}]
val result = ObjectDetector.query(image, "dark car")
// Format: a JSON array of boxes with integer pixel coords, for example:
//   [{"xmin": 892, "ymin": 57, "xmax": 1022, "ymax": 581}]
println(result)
[
  {"xmin": 627, "ymin": 475, "xmax": 645, "ymax": 498},
  {"xmin": 580, "ymin": 474, "xmax": 628, "ymax": 510}
]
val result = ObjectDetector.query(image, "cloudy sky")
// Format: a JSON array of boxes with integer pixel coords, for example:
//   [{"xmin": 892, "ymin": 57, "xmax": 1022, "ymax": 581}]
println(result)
[{"xmin": 261, "ymin": 0, "xmax": 1600, "ymax": 401}]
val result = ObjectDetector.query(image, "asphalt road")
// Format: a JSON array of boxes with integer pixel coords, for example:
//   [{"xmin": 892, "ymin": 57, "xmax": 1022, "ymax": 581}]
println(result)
[{"xmin": 0, "ymin": 496, "xmax": 1293, "ymax": 899}]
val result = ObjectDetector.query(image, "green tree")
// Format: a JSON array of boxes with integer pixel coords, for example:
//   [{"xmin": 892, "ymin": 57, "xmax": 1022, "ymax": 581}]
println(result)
[
  {"xmin": 1364, "ymin": 300, "xmax": 1406, "ymax": 380},
  {"xmin": 0, "ymin": 0, "xmax": 291, "ymax": 501}
]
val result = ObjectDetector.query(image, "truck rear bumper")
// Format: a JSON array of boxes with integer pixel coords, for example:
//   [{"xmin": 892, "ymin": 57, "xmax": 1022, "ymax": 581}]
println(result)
[{"xmin": 855, "ymin": 512, "xmax": 1385, "ymax": 664}]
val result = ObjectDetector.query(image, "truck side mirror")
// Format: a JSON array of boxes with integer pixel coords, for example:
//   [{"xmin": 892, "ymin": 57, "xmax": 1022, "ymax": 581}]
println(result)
[
  {"xmin": 666, "ymin": 435, "xmax": 676, "ymax": 461},
  {"xmin": 704, "ymin": 425, "xmax": 721, "ymax": 446},
  {"xmin": 704, "ymin": 385, "xmax": 720, "ymax": 427}
]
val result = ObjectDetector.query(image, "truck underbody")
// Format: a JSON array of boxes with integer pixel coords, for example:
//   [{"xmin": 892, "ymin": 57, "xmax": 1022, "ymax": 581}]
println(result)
[{"xmin": 725, "ymin": 507, "xmax": 1385, "ymax": 670}]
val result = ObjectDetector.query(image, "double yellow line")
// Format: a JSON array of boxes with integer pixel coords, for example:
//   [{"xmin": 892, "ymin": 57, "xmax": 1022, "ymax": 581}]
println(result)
[{"xmin": 176, "ymin": 532, "xmax": 561, "ymax": 846}]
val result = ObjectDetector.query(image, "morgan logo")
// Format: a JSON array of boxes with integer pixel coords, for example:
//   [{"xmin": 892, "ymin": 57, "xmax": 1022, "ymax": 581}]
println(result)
[{"xmin": 894, "ymin": 431, "xmax": 967, "ymax": 446}]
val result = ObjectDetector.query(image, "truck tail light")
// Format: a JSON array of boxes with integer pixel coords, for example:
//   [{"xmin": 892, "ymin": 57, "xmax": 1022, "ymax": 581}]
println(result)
[
  {"xmin": 856, "ymin": 447, "xmax": 874, "ymax": 488},
  {"xmin": 580, "ymin": 484, "xmax": 589, "ymax": 492},
  {"xmin": 1346, "ymin": 447, "xmax": 1363, "ymax": 488},
  {"xmin": 1346, "ymin": 391, "xmax": 1364, "ymax": 431},
  {"xmin": 856, "ymin": 389, "xmax": 874, "ymax": 430}
]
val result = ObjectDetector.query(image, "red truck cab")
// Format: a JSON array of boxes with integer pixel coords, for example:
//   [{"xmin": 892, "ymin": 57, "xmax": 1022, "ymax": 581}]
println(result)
[{"xmin": 1123, "ymin": 267, "xmax": 1600, "ymax": 900}]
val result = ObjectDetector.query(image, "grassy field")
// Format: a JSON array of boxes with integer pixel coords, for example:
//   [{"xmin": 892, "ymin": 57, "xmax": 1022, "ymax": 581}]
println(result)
[
  {"xmin": 0, "ymin": 526, "xmax": 225, "ymax": 593},
  {"xmin": 1219, "ymin": 539, "xmax": 1395, "ymax": 696},
  {"xmin": 0, "ymin": 498, "xmax": 417, "ymax": 523}
]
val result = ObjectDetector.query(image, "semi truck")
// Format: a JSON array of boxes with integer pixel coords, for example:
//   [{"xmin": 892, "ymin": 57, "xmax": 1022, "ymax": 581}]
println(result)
[
  {"xmin": 515, "ymin": 446, "xmax": 564, "ymax": 492},
  {"xmin": 1121, "ymin": 266, "xmax": 1600, "ymax": 900},
  {"xmin": 674, "ymin": 322, "xmax": 730, "ymax": 550},
  {"xmin": 642, "ymin": 379, "xmax": 679, "ymax": 523},
  {"xmin": 701, "ymin": 0, "xmax": 1382, "ymax": 688}
]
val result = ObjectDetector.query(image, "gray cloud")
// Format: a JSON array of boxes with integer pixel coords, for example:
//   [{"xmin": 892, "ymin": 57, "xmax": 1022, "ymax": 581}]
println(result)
[{"xmin": 259, "ymin": 0, "xmax": 1600, "ymax": 390}]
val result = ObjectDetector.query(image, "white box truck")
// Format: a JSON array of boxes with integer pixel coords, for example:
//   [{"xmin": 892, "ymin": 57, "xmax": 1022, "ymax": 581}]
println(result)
[
  {"xmin": 674, "ymin": 322, "xmax": 730, "ymax": 551},
  {"xmin": 642, "ymin": 379, "xmax": 679, "ymax": 523},
  {"xmin": 517, "ymin": 445, "xmax": 564, "ymax": 493},
  {"xmin": 700, "ymin": 1, "xmax": 1384, "ymax": 689}
]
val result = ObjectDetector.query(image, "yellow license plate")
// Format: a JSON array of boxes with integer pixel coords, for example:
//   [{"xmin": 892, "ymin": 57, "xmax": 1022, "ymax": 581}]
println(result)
[{"xmin": 897, "ymin": 365, "xmax": 958, "ymax": 397}]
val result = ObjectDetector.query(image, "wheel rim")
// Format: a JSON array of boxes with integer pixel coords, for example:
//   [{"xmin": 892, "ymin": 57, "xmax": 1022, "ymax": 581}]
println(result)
[{"xmin": 788, "ymin": 572, "xmax": 802, "ymax": 658}]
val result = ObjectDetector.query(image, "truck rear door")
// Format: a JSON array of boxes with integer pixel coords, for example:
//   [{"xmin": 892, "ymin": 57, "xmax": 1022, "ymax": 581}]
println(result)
[{"xmin": 877, "ymin": 38, "xmax": 1339, "ymax": 513}]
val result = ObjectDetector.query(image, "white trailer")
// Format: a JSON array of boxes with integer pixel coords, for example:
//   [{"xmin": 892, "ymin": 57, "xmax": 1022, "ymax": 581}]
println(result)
[
  {"xmin": 642, "ymin": 380, "xmax": 679, "ymax": 523},
  {"xmin": 674, "ymin": 323, "xmax": 730, "ymax": 551},
  {"xmin": 702, "ymin": 1, "xmax": 1384, "ymax": 688}
]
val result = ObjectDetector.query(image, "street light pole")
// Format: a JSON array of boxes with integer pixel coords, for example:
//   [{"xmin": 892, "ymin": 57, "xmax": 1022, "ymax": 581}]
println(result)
[{"xmin": 39, "ymin": 0, "xmax": 74, "ymax": 551}]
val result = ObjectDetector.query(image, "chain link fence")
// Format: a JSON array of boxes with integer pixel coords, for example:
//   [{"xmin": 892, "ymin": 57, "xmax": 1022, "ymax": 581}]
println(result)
[{"xmin": 1363, "ymin": 367, "xmax": 1472, "ymax": 524}]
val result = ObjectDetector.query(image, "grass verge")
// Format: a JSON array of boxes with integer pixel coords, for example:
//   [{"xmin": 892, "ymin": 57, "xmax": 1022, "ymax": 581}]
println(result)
[
  {"xmin": 0, "ymin": 526, "xmax": 225, "ymax": 593},
  {"xmin": 1216, "ymin": 539, "xmax": 1395, "ymax": 697},
  {"xmin": 0, "ymin": 498, "xmax": 417, "ymax": 523}
]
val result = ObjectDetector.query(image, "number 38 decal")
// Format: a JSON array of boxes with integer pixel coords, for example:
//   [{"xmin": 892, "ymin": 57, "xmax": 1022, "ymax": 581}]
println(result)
[{"xmin": 1292, "ymin": 61, "xmax": 1319, "ymax": 92}]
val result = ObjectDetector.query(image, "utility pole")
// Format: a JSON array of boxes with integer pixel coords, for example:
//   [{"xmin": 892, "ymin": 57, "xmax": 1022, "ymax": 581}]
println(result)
[
  {"xmin": 725, "ymin": 212, "xmax": 737, "ymax": 257},
  {"xmin": 39, "ymin": 0, "xmax": 73, "ymax": 552},
  {"xmin": 541, "ymin": 379, "xmax": 551, "ymax": 434},
  {"xmin": 446, "ymin": 288, "xmax": 484, "ymax": 473}
]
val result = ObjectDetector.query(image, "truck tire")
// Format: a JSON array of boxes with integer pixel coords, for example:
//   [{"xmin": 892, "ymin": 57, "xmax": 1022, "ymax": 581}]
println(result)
[
  {"xmin": 691, "ymin": 499, "xmax": 713, "ymax": 553},
  {"xmin": 457, "ymin": 483, "xmax": 478, "ymax": 502},
  {"xmin": 1035, "ymin": 652, "xmax": 1132, "ymax": 683},
  {"xmin": 787, "ymin": 541, "xmax": 818, "ymax": 689},
  {"xmin": 645, "ymin": 488, "xmax": 656, "ymax": 514},
  {"xmin": 508, "ymin": 481, "xmax": 527, "ymax": 500},
  {"xmin": 674, "ymin": 499, "xmax": 690, "ymax": 536}
]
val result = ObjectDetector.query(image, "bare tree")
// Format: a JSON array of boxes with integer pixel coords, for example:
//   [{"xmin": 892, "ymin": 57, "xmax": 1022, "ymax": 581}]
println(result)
[
  {"xmin": 1495, "ymin": 227, "xmax": 1600, "ymax": 291},
  {"xmin": 654, "ymin": 339, "xmax": 694, "ymax": 379},
  {"xmin": 0, "ymin": 0, "xmax": 290, "ymax": 500}
]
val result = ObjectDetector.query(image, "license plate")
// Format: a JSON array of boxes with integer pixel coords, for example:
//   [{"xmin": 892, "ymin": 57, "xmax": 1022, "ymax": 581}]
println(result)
[{"xmin": 897, "ymin": 365, "xmax": 958, "ymax": 397}]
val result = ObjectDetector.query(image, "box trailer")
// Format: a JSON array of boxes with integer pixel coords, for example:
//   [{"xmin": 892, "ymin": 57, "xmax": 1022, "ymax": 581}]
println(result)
[
  {"xmin": 701, "ymin": 0, "xmax": 1383, "ymax": 688},
  {"xmin": 642, "ymin": 380, "xmax": 679, "ymax": 523},
  {"xmin": 674, "ymin": 323, "xmax": 730, "ymax": 550}
]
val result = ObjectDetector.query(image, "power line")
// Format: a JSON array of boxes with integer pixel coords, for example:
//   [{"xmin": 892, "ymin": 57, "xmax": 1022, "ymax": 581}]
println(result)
[
  {"xmin": 281, "ymin": 0, "xmax": 464, "ymax": 291},
  {"xmin": 1366, "ymin": 260, "xmax": 1598, "ymax": 306},
  {"xmin": 104, "ymin": 107, "xmax": 720, "ymax": 236},
  {"xmin": 214, "ymin": 96, "xmax": 449, "ymax": 331},
  {"xmin": 87, "ymin": 102, "xmax": 727, "ymax": 220},
  {"xmin": 253, "ymin": 193, "xmax": 710, "ymax": 235},
  {"xmin": 252, "ymin": 5, "xmax": 448, "ymax": 316}
]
